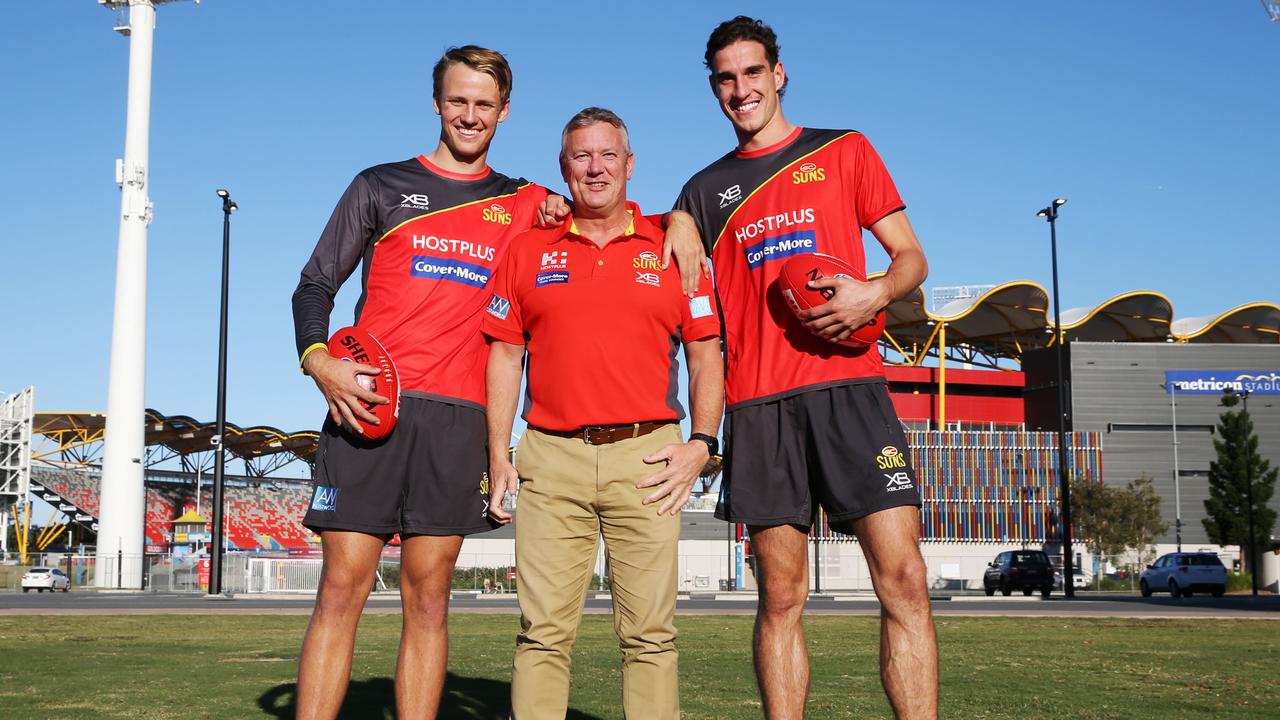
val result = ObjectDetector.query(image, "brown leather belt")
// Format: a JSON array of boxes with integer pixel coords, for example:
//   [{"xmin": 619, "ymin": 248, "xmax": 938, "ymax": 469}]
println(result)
[{"xmin": 532, "ymin": 421, "xmax": 672, "ymax": 446}]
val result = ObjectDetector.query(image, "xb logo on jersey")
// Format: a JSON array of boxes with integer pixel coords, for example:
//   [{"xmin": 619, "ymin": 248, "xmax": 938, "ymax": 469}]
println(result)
[
  {"xmin": 875, "ymin": 445, "xmax": 907, "ymax": 470},
  {"xmin": 635, "ymin": 271, "xmax": 661, "ymax": 287},
  {"xmin": 884, "ymin": 472, "xmax": 914, "ymax": 492},
  {"xmin": 483, "ymin": 203, "xmax": 512, "ymax": 225},
  {"xmin": 792, "ymin": 162, "xmax": 826, "ymax": 185},
  {"xmin": 718, "ymin": 184, "xmax": 742, "ymax": 208},
  {"xmin": 400, "ymin": 193, "xmax": 431, "ymax": 211}
]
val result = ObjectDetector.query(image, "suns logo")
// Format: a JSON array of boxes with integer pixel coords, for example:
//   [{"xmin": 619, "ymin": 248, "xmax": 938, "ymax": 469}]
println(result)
[
  {"xmin": 792, "ymin": 161, "xmax": 826, "ymax": 185},
  {"xmin": 633, "ymin": 250, "xmax": 662, "ymax": 271},
  {"xmin": 482, "ymin": 203, "xmax": 512, "ymax": 225},
  {"xmin": 875, "ymin": 445, "xmax": 908, "ymax": 470}
]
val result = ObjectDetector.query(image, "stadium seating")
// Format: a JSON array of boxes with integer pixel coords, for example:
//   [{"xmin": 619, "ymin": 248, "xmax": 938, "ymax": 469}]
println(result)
[{"xmin": 32, "ymin": 465, "xmax": 317, "ymax": 551}]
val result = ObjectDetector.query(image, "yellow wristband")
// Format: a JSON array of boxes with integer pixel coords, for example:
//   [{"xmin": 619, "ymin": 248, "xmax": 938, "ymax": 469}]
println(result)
[{"xmin": 299, "ymin": 342, "xmax": 328, "ymax": 375}]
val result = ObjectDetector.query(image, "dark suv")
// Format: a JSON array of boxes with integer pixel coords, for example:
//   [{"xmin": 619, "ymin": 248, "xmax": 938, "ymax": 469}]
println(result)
[{"xmin": 983, "ymin": 550, "xmax": 1055, "ymax": 597}]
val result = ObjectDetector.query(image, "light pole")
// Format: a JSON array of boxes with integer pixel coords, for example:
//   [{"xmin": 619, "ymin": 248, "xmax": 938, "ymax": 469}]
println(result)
[
  {"xmin": 1161, "ymin": 381, "xmax": 1183, "ymax": 551},
  {"xmin": 209, "ymin": 189, "xmax": 236, "ymax": 596},
  {"xmin": 1241, "ymin": 389, "xmax": 1259, "ymax": 597},
  {"xmin": 1037, "ymin": 197, "xmax": 1075, "ymax": 597}
]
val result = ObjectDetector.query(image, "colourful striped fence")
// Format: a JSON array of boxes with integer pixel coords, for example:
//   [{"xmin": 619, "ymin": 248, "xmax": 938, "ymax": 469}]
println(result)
[{"xmin": 813, "ymin": 431, "xmax": 1103, "ymax": 543}]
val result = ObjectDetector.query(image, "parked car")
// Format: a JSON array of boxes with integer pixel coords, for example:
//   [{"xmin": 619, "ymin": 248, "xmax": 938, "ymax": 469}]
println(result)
[
  {"xmin": 1139, "ymin": 553, "xmax": 1226, "ymax": 597},
  {"xmin": 21, "ymin": 567, "xmax": 70, "ymax": 593},
  {"xmin": 983, "ymin": 550, "xmax": 1055, "ymax": 597},
  {"xmin": 1072, "ymin": 570, "xmax": 1094, "ymax": 590}
]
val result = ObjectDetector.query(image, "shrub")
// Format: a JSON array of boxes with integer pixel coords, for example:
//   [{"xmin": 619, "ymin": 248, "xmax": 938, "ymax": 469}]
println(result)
[{"xmin": 1227, "ymin": 571, "xmax": 1252, "ymax": 593}]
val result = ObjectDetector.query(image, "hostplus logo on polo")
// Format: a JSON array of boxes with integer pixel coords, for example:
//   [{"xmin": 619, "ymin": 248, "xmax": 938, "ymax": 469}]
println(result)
[
  {"xmin": 536, "ymin": 250, "xmax": 570, "ymax": 287},
  {"xmin": 540, "ymin": 251, "xmax": 568, "ymax": 271}
]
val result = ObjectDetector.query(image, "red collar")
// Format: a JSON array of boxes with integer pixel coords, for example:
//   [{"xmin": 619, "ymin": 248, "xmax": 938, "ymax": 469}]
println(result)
[
  {"xmin": 551, "ymin": 201, "xmax": 661, "ymax": 245},
  {"xmin": 416, "ymin": 154, "xmax": 492, "ymax": 181},
  {"xmin": 736, "ymin": 126, "xmax": 803, "ymax": 159}
]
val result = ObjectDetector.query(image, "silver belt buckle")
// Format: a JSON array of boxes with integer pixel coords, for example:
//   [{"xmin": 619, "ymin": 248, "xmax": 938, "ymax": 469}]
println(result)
[{"xmin": 583, "ymin": 426, "xmax": 600, "ymax": 445}]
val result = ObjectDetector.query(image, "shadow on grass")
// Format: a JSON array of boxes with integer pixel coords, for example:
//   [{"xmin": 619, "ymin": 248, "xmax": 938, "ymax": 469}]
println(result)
[{"xmin": 257, "ymin": 673, "xmax": 604, "ymax": 719}]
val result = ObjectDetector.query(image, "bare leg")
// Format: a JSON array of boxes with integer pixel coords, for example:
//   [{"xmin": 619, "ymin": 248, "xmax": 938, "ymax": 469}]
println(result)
[
  {"xmin": 297, "ymin": 530, "xmax": 385, "ymax": 720},
  {"xmin": 850, "ymin": 506, "xmax": 938, "ymax": 719},
  {"xmin": 395, "ymin": 534, "xmax": 464, "ymax": 720},
  {"xmin": 748, "ymin": 524, "xmax": 810, "ymax": 720}
]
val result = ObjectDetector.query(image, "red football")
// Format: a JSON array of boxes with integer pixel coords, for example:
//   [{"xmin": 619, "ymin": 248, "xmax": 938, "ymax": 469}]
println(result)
[
  {"xmin": 779, "ymin": 253, "xmax": 886, "ymax": 348},
  {"xmin": 326, "ymin": 326, "xmax": 400, "ymax": 440}
]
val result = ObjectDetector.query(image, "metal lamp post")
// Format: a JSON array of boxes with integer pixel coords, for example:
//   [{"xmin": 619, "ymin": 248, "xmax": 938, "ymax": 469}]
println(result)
[
  {"xmin": 1037, "ymin": 197, "xmax": 1075, "ymax": 597},
  {"xmin": 209, "ymin": 189, "xmax": 236, "ymax": 595},
  {"xmin": 1161, "ymin": 381, "xmax": 1183, "ymax": 552},
  {"xmin": 1241, "ymin": 389, "xmax": 1259, "ymax": 597}
]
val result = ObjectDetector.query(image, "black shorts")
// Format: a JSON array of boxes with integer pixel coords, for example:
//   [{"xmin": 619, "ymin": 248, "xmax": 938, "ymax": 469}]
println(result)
[
  {"xmin": 715, "ymin": 381, "xmax": 922, "ymax": 529},
  {"xmin": 302, "ymin": 395, "xmax": 499, "ymax": 537}
]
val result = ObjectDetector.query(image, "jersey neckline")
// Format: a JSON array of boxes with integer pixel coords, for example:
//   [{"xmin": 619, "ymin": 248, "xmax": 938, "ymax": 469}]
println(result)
[
  {"xmin": 735, "ymin": 126, "xmax": 804, "ymax": 159},
  {"xmin": 416, "ymin": 154, "xmax": 493, "ymax": 181}
]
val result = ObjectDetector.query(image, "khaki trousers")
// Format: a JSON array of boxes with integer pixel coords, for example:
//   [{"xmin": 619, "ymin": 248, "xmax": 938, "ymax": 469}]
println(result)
[{"xmin": 510, "ymin": 425, "xmax": 682, "ymax": 720}]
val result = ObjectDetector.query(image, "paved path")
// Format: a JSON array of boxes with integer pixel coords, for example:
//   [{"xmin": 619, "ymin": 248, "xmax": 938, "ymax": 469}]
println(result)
[{"xmin": 2, "ymin": 589, "xmax": 1276, "ymax": 619}]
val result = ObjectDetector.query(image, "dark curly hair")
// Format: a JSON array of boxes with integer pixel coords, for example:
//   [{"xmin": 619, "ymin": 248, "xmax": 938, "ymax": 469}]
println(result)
[{"xmin": 704, "ymin": 16, "xmax": 787, "ymax": 96}]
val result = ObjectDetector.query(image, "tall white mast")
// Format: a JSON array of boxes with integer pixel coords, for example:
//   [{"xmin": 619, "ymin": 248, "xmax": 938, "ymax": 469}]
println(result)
[{"xmin": 96, "ymin": 0, "xmax": 191, "ymax": 589}]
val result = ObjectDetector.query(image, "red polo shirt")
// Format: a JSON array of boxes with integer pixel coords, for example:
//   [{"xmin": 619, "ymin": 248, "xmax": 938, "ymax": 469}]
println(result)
[{"xmin": 482, "ymin": 203, "xmax": 720, "ymax": 431}]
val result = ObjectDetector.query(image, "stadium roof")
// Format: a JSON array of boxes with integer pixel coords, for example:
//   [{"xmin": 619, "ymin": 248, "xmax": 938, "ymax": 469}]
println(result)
[
  {"xmin": 1060, "ymin": 291, "xmax": 1174, "ymax": 343},
  {"xmin": 879, "ymin": 282, "xmax": 1278, "ymax": 366},
  {"xmin": 930, "ymin": 281, "xmax": 1053, "ymax": 358},
  {"xmin": 33, "ymin": 409, "xmax": 318, "ymax": 473},
  {"xmin": 1169, "ymin": 302, "xmax": 1280, "ymax": 344}
]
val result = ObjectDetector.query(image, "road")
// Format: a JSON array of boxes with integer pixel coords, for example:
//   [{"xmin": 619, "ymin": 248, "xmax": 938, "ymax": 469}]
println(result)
[{"xmin": 2, "ymin": 589, "xmax": 1277, "ymax": 619}]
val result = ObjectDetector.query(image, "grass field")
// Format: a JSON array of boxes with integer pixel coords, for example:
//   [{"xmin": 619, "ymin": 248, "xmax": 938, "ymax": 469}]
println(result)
[{"xmin": 1, "ymin": 614, "xmax": 1276, "ymax": 719}]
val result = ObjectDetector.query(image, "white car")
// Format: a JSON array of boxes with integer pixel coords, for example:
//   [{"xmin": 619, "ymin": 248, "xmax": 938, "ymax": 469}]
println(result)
[
  {"xmin": 1072, "ymin": 570, "xmax": 1094, "ymax": 590},
  {"xmin": 21, "ymin": 567, "xmax": 71, "ymax": 593},
  {"xmin": 1139, "ymin": 553, "xmax": 1227, "ymax": 598}
]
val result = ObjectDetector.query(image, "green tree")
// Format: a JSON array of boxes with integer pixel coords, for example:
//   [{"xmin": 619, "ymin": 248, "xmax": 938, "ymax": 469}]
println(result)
[
  {"xmin": 1071, "ymin": 477, "xmax": 1124, "ymax": 563},
  {"xmin": 1203, "ymin": 390, "xmax": 1278, "ymax": 573},
  {"xmin": 1071, "ymin": 475, "xmax": 1168, "ymax": 575},
  {"xmin": 1114, "ymin": 475, "xmax": 1167, "ymax": 568}
]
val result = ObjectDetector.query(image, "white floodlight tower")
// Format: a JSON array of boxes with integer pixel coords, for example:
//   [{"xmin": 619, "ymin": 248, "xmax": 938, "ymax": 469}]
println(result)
[{"xmin": 96, "ymin": 0, "xmax": 192, "ymax": 588}]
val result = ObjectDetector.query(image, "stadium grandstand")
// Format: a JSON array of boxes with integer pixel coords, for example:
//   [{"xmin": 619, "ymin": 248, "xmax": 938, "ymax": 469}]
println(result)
[
  {"xmin": 28, "ymin": 409, "xmax": 318, "ymax": 552},
  {"xmin": 12, "ymin": 282, "xmax": 1280, "ymax": 590}
]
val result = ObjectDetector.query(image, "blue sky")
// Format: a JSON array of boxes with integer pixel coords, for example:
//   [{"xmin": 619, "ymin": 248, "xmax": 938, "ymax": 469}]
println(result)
[{"xmin": 3, "ymin": 1, "xmax": 1278, "ymax": 444}]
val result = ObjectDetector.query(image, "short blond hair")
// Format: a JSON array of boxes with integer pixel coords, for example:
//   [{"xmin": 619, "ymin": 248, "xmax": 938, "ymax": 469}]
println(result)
[{"xmin": 432, "ymin": 45, "xmax": 513, "ymax": 104}]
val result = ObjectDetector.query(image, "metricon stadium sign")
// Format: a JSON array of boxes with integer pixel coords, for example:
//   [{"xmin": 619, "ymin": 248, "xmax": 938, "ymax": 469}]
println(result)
[{"xmin": 1164, "ymin": 370, "xmax": 1280, "ymax": 394}]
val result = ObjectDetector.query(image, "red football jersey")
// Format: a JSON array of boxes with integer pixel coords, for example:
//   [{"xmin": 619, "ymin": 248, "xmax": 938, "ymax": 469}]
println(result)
[
  {"xmin": 676, "ymin": 128, "xmax": 905, "ymax": 409},
  {"xmin": 293, "ymin": 156, "xmax": 549, "ymax": 408}
]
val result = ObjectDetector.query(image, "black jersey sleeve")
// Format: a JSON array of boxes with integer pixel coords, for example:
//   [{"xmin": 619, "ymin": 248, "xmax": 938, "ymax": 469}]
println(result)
[
  {"xmin": 673, "ymin": 183, "xmax": 713, "ymax": 257},
  {"xmin": 291, "ymin": 172, "xmax": 381, "ymax": 360}
]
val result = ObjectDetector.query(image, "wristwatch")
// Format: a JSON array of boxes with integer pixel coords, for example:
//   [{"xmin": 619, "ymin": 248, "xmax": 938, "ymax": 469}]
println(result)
[{"xmin": 688, "ymin": 432, "xmax": 719, "ymax": 456}]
